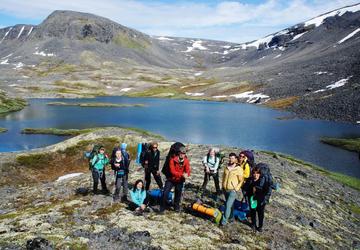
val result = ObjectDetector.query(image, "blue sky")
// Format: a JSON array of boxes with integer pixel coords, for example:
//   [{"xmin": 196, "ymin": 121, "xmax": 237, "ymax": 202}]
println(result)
[{"xmin": 0, "ymin": 0, "xmax": 359, "ymax": 42}]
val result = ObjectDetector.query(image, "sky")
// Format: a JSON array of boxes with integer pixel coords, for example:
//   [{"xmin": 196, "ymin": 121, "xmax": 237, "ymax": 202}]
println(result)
[{"xmin": 0, "ymin": 0, "xmax": 359, "ymax": 43}]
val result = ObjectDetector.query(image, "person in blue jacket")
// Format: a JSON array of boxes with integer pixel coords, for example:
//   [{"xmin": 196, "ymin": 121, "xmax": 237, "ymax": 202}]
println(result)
[
  {"xmin": 129, "ymin": 179, "xmax": 148, "ymax": 214},
  {"xmin": 91, "ymin": 146, "xmax": 109, "ymax": 194}
]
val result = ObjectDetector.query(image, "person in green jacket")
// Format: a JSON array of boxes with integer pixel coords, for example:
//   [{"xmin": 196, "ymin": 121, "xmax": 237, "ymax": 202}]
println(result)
[
  {"xmin": 129, "ymin": 179, "xmax": 148, "ymax": 214},
  {"xmin": 91, "ymin": 146, "xmax": 110, "ymax": 194}
]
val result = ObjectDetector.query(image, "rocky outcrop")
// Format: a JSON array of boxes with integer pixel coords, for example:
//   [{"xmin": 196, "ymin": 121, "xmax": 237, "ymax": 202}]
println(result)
[{"xmin": 0, "ymin": 128, "xmax": 359, "ymax": 249}]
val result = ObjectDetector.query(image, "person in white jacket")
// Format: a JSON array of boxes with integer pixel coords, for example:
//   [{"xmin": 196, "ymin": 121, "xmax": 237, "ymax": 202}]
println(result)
[{"xmin": 201, "ymin": 148, "xmax": 221, "ymax": 201}]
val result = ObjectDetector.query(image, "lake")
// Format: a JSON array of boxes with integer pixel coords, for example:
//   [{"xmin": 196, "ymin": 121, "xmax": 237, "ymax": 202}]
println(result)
[{"xmin": 0, "ymin": 96, "xmax": 359, "ymax": 177}]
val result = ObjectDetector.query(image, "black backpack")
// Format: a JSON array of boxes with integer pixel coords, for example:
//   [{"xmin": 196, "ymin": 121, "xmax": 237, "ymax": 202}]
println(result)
[
  {"xmin": 140, "ymin": 143, "xmax": 150, "ymax": 166},
  {"xmin": 161, "ymin": 142, "xmax": 185, "ymax": 178},
  {"xmin": 257, "ymin": 163, "xmax": 274, "ymax": 203}
]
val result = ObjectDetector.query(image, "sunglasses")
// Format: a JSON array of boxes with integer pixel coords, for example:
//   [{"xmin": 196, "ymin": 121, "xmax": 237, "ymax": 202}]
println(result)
[{"xmin": 239, "ymin": 155, "xmax": 245, "ymax": 158}]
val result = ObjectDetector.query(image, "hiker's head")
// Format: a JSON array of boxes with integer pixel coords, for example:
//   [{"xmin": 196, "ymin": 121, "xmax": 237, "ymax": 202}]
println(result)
[
  {"xmin": 121, "ymin": 143, "xmax": 127, "ymax": 150},
  {"xmin": 99, "ymin": 146, "xmax": 105, "ymax": 154},
  {"xmin": 178, "ymin": 147, "xmax": 186, "ymax": 159},
  {"xmin": 229, "ymin": 152, "xmax": 237, "ymax": 164},
  {"xmin": 134, "ymin": 179, "xmax": 144, "ymax": 191},
  {"xmin": 115, "ymin": 150, "xmax": 122, "ymax": 159},
  {"xmin": 252, "ymin": 166, "xmax": 261, "ymax": 180},
  {"xmin": 151, "ymin": 142, "xmax": 158, "ymax": 151},
  {"xmin": 208, "ymin": 148, "xmax": 216, "ymax": 157},
  {"xmin": 239, "ymin": 152, "xmax": 247, "ymax": 163}
]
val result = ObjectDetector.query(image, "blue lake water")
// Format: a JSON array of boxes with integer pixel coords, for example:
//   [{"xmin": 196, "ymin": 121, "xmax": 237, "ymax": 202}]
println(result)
[{"xmin": 0, "ymin": 96, "xmax": 359, "ymax": 177}]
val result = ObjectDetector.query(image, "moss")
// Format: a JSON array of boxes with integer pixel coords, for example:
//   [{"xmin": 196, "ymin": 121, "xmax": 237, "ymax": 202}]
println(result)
[
  {"xmin": 320, "ymin": 137, "xmax": 360, "ymax": 152},
  {"xmin": 92, "ymin": 203, "xmax": 125, "ymax": 218},
  {"xmin": 16, "ymin": 153, "xmax": 53, "ymax": 169},
  {"xmin": 0, "ymin": 128, "xmax": 7, "ymax": 133},
  {"xmin": 260, "ymin": 150, "xmax": 360, "ymax": 191},
  {"xmin": 47, "ymin": 102, "xmax": 146, "ymax": 108},
  {"xmin": 35, "ymin": 62, "xmax": 79, "ymax": 77},
  {"xmin": 0, "ymin": 212, "xmax": 18, "ymax": 220},
  {"xmin": 123, "ymin": 126, "xmax": 165, "ymax": 140},
  {"xmin": 61, "ymin": 242, "xmax": 88, "ymax": 250},
  {"xmin": 350, "ymin": 204, "xmax": 360, "ymax": 215},
  {"xmin": 0, "ymin": 91, "xmax": 27, "ymax": 114},
  {"xmin": 128, "ymin": 86, "xmax": 183, "ymax": 98},
  {"xmin": 113, "ymin": 33, "xmax": 150, "ymax": 50},
  {"xmin": 266, "ymin": 96, "xmax": 300, "ymax": 109},
  {"xmin": 21, "ymin": 128, "xmax": 98, "ymax": 136}
]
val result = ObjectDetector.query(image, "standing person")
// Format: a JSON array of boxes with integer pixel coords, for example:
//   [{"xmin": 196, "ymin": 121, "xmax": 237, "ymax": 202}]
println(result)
[
  {"xmin": 120, "ymin": 143, "xmax": 131, "ymax": 200},
  {"xmin": 160, "ymin": 146, "xmax": 191, "ymax": 213},
  {"xmin": 247, "ymin": 165, "xmax": 268, "ymax": 232},
  {"xmin": 144, "ymin": 142, "xmax": 163, "ymax": 191},
  {"xmin": 110, "ymin": 149, "xmax": 128, "ymax": 202},
  {"xmin": 91, "ymin": 146, "xmax": 110, "ymax": 195},
  {"xmin": 221, "ymin": 152, "xmax": 244, "ymax": 225},
  {"xmin": 129, "ymin": 179, "xmax": 148, "ymax": 214},
  {"xmin": 201, "ymin": 148, "xmax": 221, "ymax": 201}
]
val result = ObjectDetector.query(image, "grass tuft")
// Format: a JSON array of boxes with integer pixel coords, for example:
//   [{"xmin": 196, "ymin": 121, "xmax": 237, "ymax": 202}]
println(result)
[{"xmin": 321, "ymin": 137, "xmax": 360, "ymax": 152}]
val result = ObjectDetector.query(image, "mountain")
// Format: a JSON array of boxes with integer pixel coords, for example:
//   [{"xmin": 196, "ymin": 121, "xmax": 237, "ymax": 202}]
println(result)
[{"xmin": 0, "ymin": 5, "xmax": 359, "ymax": 122}]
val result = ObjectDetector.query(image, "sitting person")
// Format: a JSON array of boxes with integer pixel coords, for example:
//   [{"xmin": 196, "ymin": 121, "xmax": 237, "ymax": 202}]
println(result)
[{"xmin": 129, "ymin": 179, "xmax": 148, "ymax": 214}]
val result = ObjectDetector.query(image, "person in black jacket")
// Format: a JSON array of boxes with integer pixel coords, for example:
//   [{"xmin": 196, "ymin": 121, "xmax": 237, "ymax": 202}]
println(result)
[
  {"xmin": 111, "ymin": 149, "xmax": 128, "ymax": 202},
  {"xmin": 144, "ymin": 142, "xmax": 163, "ymax": 191},
  {"xmin": 247, "ymin": 165, "xmax": 267, "ymax": 232}
]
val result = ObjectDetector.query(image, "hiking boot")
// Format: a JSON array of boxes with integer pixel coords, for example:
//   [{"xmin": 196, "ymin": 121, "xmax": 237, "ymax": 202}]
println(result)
[
  {"xmin": 93, "ymin": 189, "xmax": 99, "ymax": 195},
  {"xmin": 256, "ymin": 227, "xmax": 263, "ymax": 233},
  {"xmin": 102, "ymin": 189, "xmax": 110, "ymax": 195}
]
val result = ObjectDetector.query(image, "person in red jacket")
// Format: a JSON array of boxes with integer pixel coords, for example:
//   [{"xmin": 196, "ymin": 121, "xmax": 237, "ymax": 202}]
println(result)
[{"xmin": 160, "ymin": 146, "xmax": 191, "ymax": 213}]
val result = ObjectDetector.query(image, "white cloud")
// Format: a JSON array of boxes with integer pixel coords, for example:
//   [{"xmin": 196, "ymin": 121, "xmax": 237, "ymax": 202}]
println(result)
[{"xmin": 0, "ymin": 0, "xmax": 359, "ymax": 43}]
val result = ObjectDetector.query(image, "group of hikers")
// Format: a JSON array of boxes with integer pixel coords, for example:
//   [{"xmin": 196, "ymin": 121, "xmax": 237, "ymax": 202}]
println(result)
[{"xmin": 86, "ymin": 141, "xmax": 275, "ymax": 232}]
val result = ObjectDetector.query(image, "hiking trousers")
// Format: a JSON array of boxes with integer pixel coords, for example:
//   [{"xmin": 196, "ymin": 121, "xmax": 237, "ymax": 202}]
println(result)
[
  {"xmin": 160, "ymin": 180, "xmax": 184, "ymax": 211},
  {"xmin": 145, "ymin": 169, "xmax": 163, "ymax": 191},
  {"xmin": 201, "ymin": 172, "xmax": 221, "ymax": 195},
  {"xmin": 250, "ymin": 202, "xmax": 266, "ymax": 229},
  {"xmin": 114, "ymin": 175, "xmax": 128, "ymax": 200},
  {"xmin": 221, "ymin": 190, "xmax": 242, "ymax": 225},
  {"xmin": 92, "ymin": 168, "xmax": 107, "ymax": 192}
]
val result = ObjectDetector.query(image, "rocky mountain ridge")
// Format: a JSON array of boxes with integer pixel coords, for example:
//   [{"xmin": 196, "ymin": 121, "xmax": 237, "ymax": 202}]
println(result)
[{"xmin": 0, "ymin": 5, "xmax": 359, "ymax": 122}]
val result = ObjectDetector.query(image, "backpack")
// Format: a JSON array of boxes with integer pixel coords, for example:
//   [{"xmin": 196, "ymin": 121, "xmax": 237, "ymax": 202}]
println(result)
[
  {"xmin": 85, "ymin": 144, "xmax": 102, "ymax": 169},
  {"xmin": 241, "ymin": 150, "xmax": 255, "ymax": 170},
  {"xmin": 257, "ymin": 163, "xmax": 274, "ymax": 203},
  {"xmin": 140, "ymin": 143, "xmax": 150, "ymax": 166},
  {"xmin": 215, "ymin": 151, "xmax": 226, "ymax": 169},
  {"xmin": 161, "ymin": 142, "xmax": 185, "ymax": 178}
]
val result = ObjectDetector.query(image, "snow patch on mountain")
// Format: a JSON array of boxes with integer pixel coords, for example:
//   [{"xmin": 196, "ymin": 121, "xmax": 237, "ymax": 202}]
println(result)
[
  {"xmin": 56, "ymin": 173, "xmax": 83, "ymax": 182},
  {"xmin": 27, "ymin": 26, "xmax": 33, "ymax": 36},
  {"xmin": 17, "ymin": 26, "xmax": 25, "ymax": 39},
  {"xmin": 230, "ymin": 91, "xmax": 270, "ymax": 103},
  {"xmin": 338, "ymin": 28, "xmax": 360, "ymax": 44},
  {"xmin": 33, "ymin": 50, "xmax": 55, "ymax": 57},
  {"xmin": 0, "ymin": 27, "xmax": 13, "ymax": 43},
  {"xmin": 304, "ymin": 4, "xmax": 360, "ymax": 28},
  {"xmin": 120, "ymin": 88, "xmax": 133, "ymax": 92},
  {"xmin": 314, "ymin": 77, "xmax": 351, "ymax": 93},
  {"xmin": 183, "ymin": 40, "xmax": 207, "ymax": 52},
  {"xmin": 157, "ymin": 36, "xmax": 174, "ymax": 41},
  {"xmin": 274, "ymin": 54, "xmax": 282, "ymax": 59},
  {"xmin": 292, "ymin": 31, "xmax": 308, "ymax": 41},
  {"xmin": 185, "ymin": 92, "xmax": 204, "ymax": 97}
]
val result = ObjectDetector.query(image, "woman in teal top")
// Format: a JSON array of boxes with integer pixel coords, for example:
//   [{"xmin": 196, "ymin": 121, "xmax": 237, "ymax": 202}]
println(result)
[
  {"xmin": 91, "ymin": 146, "xmax": 109, "ymax": 194},
  {"xmin": 129, "ymin": 179, "xmax": 148, "ymax": 213}
]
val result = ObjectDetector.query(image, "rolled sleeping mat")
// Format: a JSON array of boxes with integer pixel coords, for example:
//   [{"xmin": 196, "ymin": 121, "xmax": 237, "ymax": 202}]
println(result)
[
  {"xmin": 136, "ymin": 143, "xmax": 142, "ymax": 164},
  {"xmin": 192, "ymin": 203, "xmax": 223, "ymax": 224}
]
